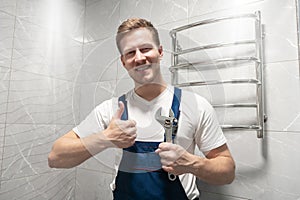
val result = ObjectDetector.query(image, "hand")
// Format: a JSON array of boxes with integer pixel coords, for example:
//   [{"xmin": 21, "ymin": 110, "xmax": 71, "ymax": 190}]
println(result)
[
  {"xmin": 103, "ymin": 101, "xmax": 137, "ymax": 148},
  {"xmin": 155, "ymin": 142, "xmax": 193, "ymax": 175}
]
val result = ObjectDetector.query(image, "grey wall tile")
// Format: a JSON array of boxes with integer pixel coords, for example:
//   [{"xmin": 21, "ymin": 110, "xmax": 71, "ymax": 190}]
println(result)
[
  {"xmin": 84, "ymin": 0, "xmax": 120, "ymax": 42},
  {"xmin": 264, "ymin": 61, "xmax": 300, "ymax": 132},
  {"xmin": 188, "ymin": 0, "xmax": 298, "ymax": 64},
  {"xmin": 75, "ymin": 168, "xmax": 113, "ymax": 200},
  {"xmin": 79, "ymin": 39, "xmax": 119, "ymax": 84},
  {"xmin": 0, "ymin": 0, "xmax": 16, "ymax": 15},
  {"xmin": 198, "ymin": 131, "xmax": 300, "ymax": 200},
  {"xmin": 0, "ymin": 11, "xmax": 14, "ymax": 69},
  {"xmin": 0, "ymin": 67, "xmax": 10, "ymax": 123},
  {"xmin": 0, "ymin": 170, "xmax": 75, "ymax": 200},
  {"xmin": 188, "ymin": 0, "xmax": 263, "ymax": 17},
  {"xmin": 120, "ymin": 0, "xmax": 188, "ymax": 26},
  {"xmin": 78, "ymin": 80, "xmax": 117, "ymax": 121},
  {"xmin": 6, "ymin": 70, "xmax": 78, "ymax": 125},
  {"xmin": 1, "ymin": 124, "xmax": 57, "ymax": 180},
  {"xmin": 12, "ymin": 19, "xmax": 83, "ymax": 81},
  {"xmin": 16, "ymin": 0, "xmax": 85, "ymax": 41}
]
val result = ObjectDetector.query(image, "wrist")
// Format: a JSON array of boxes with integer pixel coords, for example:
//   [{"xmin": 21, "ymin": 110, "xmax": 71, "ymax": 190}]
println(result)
[{"xmin": 185, "ymin": 153, "xmax": 205, "ymax": 175}]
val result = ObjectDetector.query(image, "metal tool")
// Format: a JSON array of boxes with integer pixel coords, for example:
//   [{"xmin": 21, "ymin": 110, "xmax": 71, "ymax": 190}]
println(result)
[{"xmin": 155, "ymin": 107, "xmax": 178, "ymax": 181}]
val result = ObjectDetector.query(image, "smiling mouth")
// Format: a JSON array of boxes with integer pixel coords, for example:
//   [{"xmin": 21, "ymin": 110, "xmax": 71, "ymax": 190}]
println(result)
[{"xmin": 135, "ymin": 65, "xmax": 151, "ymax": 71}]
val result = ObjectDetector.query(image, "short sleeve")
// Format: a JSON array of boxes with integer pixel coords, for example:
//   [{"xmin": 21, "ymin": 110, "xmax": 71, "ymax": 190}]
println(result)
[
  {"xmin": 73, "ymin": 99, "xmax": 117, "ymax": 138},
  {"xmin": 195, "ymin": 98, "xmax": 227, "ymax": 154}
]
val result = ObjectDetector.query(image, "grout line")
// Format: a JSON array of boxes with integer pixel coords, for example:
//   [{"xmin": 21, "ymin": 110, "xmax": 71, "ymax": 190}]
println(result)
[{"xmin": 0, "ymin": 0, "xmax": 18, "ymax": 188}]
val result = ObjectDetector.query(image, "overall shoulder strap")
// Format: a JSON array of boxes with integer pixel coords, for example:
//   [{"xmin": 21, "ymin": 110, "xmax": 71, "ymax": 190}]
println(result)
[
  {"xmin": 171, "ymin": 87, "xmax": 182, "ymax": 122},
  {"xmin": 171, "ymin": 87, "xmax": 182, "ymax": 140},
  {"xmin": 118, "ymin": 94, "xmax": 128, "ymax": 120}
]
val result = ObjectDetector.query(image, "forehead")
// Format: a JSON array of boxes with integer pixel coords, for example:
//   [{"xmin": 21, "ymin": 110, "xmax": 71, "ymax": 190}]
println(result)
[{"xmin": 119, "ymin": 28, "xmax": 156, "ymax": 52}]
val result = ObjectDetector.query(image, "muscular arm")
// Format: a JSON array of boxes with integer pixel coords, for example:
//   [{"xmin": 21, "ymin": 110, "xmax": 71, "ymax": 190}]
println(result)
[
  {"xmin": 189, "ymin": 144, "xmax": 235, "ymax": 185},
  {"xmin": 156, "ymin": 143, "xmax": 235, "ymax": 185},
  {"xmin": 48, "ymin": 102, "xmax": 137, "ymax": 169},
  {"xmin": 48, "ymin": 130, "xmax": 96, "ymax": 168}
]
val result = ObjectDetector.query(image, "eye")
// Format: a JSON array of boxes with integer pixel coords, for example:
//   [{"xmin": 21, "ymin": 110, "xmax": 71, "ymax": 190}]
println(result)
[
  {"xmin": 124, "ymin": 50, "xmax": 135, "ymax": 58},
  {"xmin": 140, "ymin": 48, "xmax": 152, "ymax": 53}
]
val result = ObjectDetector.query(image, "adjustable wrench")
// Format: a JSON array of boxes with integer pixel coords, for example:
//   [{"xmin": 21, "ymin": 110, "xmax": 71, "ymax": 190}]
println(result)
[{"xmin": 155, "ymin": 107, "xmax": 177, "ymax": 181}]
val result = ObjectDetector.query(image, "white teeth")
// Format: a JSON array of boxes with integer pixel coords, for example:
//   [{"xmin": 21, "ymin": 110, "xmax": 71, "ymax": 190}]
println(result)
[{"xmin": 136, "ymin": 65, "xmax": 150, "ymax": 71}]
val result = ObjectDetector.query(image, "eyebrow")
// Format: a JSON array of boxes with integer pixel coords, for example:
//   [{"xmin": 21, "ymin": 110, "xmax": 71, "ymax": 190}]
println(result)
[{"xmin": 123, "ymin": 43, "xmax": 155, "ymax": 54}]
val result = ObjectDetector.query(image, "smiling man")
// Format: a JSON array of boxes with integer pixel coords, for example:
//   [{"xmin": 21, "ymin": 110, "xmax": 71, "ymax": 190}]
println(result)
[{"xmin": 48, "ymin": 18, "xmax": 235, "ymax": 200}]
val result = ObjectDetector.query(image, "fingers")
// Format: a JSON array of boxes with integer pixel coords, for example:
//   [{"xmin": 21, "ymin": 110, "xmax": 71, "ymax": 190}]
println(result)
[
  {"xmin": 114, "ymin": 101, "xmax": 125, "ymax": 119},
  {"xmin": 115, "ymin": 119, "xmax": 136, "ymax": 134},
  {"xmin": 156, "ymin": 143, "xmax": 186, "ymax": 171}
]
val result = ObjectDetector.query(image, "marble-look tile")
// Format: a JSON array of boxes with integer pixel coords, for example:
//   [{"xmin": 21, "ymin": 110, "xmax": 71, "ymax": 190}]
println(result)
[
  {"xmin": 12, "ymin": 18, "xmax": 83, "ymax": 81},
  {"xmin": 16, "ymin": 0, "xmax": 85, "ymax": 42},
  {"xmin": 1, "ymin": 123, "xmax": 58, "ymax": 180},
  {"xmin": 120, "ymin": 0, "xmax": 188, "ymax": 26},
  {"xmin": 51, "ymin": 80, "xmax": 80, "ymax": 125},
  {"xmin": 0, "ymin": 11, "xmax": 14, "ymax": 69},
  {"xmin": 75, "ymin": 168, "xmax": 113, "ymax": 200},
  {"xmin": 0, "ymin": 0, "xmax": 16, "ymax": 15},
  {"xmin": 6, "ymin": 70, "xmax": 77, "ymax": 125},
  {"xmin": 115, "ymin": 77, "xmax": 134, "ymax": 98},
  {"xmin": 78, "ymin": 38, "xmax": 119, "ymax": 84},
  {"xmin": 187, "ymin": 0, "xmax": 298, "ymax": 64},
  {"xmin": 198, "ymin": 131, "xmax": 300, "ymax": 200},
  {"xmin": 84, "ymin": 0, "xmax": 120, "ymax": 42},
  {"xmin": 0, "ymin": 67, "xmax": 10, "ymax": 123},
  {"xmin": 78, "ymin": 80, "xmax": 117, "ymax": 121},
  {"xmin": 0, "ymin": 124, "xmax": 5, "ymax": 177},
  {"xmin": 264, "ymin": 61, "xmax": 300, "ymax": 132},
  {"xmin": 0, "ymin": 170, "xmax": 75, "ymax": 200},
  {"xmin": 188, "ymin": 0, "xmax": 263, "ymax": 17}
]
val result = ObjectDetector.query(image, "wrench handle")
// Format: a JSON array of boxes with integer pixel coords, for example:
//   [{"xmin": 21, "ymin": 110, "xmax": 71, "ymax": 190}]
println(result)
[
  {"xmin": 165, "ymin": 129, "xmax": 177, "ymax": 181},
  {"xmin": 165, "ymin": 129, "xmax": 172, "ymax": 143}
]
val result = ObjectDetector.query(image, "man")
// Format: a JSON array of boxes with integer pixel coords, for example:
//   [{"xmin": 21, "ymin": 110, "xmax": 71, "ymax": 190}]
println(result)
[{"xmin": 48, "ymin": 18, "xmax": 235, "ymax": 200}]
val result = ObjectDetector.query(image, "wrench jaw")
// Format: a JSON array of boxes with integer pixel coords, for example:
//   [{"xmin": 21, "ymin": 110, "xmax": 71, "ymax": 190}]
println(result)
[{"xmin": 155, "ymin": 107, "xmax": 176, "ymax": 143}]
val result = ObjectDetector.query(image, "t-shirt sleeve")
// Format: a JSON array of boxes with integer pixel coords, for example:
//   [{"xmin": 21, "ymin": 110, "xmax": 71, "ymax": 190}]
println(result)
[
  {"xmin": 195, "ymin": 98, "xmax": 227, "ymax": 154},
  {"xmin": 73, "ymin": 99, "xmax": 116, "ymax": 138}
]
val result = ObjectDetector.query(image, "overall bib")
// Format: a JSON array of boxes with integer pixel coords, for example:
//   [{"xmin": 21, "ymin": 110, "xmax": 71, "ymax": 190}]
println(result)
[{"xmin": 113, "ymin": 88, "xmax": 189, "ymax": 200}]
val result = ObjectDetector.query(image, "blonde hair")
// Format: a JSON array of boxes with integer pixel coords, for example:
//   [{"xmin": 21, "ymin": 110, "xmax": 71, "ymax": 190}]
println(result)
[{"xmin": 116, "ymin": 18, "xmax": 160, "ymax": 54}]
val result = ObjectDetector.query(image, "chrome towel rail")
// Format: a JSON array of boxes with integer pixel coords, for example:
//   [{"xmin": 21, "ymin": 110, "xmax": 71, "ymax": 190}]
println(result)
[
  {"xmin": 170, "ymin": 56, "xmax": 259, "ymax": 71},
  {"xmin": 169, "ymin": 11, "xmax": 267, "ymax": 138},
  {"xmin": 213, "ymin": 103, "xmax": 258, "ymax": 108},
  {"xmin": 173, "ymin": 78, "xmax": 260, "ymax": 87},
  {"xmin": 174, "ymin": 40, "xmax": 256, "ymax": 56},
  {"xmin": 170, "ymin": 13, "xmax": 257, "ymax": 35}
]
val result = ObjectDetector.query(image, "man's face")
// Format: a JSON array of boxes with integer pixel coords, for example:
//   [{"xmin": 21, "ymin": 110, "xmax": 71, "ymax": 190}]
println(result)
[{"xmin": 119, "ymin": 28, "xmax": 163, "ymax": 86}]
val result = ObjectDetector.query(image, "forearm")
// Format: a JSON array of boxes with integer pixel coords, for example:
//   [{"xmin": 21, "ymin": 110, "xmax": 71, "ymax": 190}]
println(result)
[
  {"xmin": 48, "ymin": 131, "xmax": 112, "ymax": 168},
  {"xmin": 187, "ymin": 153, "xmax": 235, "ymax": 185}
]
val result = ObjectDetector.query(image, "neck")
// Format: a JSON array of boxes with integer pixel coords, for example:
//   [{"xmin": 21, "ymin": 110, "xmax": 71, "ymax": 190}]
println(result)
[{"xmin": 134, "ymin": 82, "xmax": 167, "ymax": 101}]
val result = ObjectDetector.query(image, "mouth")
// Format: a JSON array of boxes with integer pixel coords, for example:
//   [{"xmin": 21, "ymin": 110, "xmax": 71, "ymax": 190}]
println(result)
[{"xmin": 135, "ymin": 64, "xmax": 151, "ymax": 71}]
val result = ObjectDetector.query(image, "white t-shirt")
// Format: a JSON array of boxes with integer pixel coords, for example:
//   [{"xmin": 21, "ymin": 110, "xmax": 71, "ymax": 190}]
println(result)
[{"xmin": 73, "ymin": 85, "xmax": 226, "ymax": 200}]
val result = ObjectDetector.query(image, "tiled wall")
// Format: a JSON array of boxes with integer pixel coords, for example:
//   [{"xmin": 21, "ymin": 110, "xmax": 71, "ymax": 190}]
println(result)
[
  {"xmin": 0, "ymin": 0, "xmax": 84, "ymax": 199},
  {"xmin": 1, "ymin": 0, "xmax": 300, "ymax": 200}
]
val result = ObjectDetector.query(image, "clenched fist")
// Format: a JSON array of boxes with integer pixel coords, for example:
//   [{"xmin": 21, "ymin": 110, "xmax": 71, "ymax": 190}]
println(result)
[{"xmin": 155, "ymin": 142, "xmax": 194, "ymax": 175}]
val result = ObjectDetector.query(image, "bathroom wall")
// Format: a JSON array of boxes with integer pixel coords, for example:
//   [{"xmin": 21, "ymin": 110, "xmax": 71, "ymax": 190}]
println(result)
[
  {"xmin": 0, "ymin": 0, "xmax": 300, "ymax": 200},
  {"xmin": 0, "ymin": 0, "xmax": 84, "ymax": 199},
  {"xmin": 76, "ymin": 0, "xmax": 300, "ymax": 200}
]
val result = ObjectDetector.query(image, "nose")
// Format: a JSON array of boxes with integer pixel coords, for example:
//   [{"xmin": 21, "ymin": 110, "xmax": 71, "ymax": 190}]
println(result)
[{"xmin": 134, "ymin": 48, "xmax": 146, "ymax": 63}]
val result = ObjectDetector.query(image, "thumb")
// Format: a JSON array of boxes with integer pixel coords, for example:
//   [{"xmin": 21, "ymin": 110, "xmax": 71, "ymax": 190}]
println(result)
[{"xmin": 114, "ymin": 101, "xmax": 125, "ymax": 119}]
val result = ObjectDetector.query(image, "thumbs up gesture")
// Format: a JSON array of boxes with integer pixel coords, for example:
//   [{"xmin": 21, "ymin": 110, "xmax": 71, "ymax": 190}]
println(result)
[{"xmin": 103, "ymin": 101, "xmax": 137, "ymax": 148}]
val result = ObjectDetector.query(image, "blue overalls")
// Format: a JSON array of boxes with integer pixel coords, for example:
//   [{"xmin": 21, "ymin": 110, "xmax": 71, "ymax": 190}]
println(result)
[{"xmin": 113, "ymin": 88, "xmax": 189, "ymax": 200}]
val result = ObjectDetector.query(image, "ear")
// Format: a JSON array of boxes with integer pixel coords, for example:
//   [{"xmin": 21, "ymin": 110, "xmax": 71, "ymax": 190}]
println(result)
[
  {"xmin": 120, "ymin": 55, "xmax": 125, "ymax": 66},
  {"xmin": 158, "ymin": 45, "xmax": 163, "ymax": 58}
]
